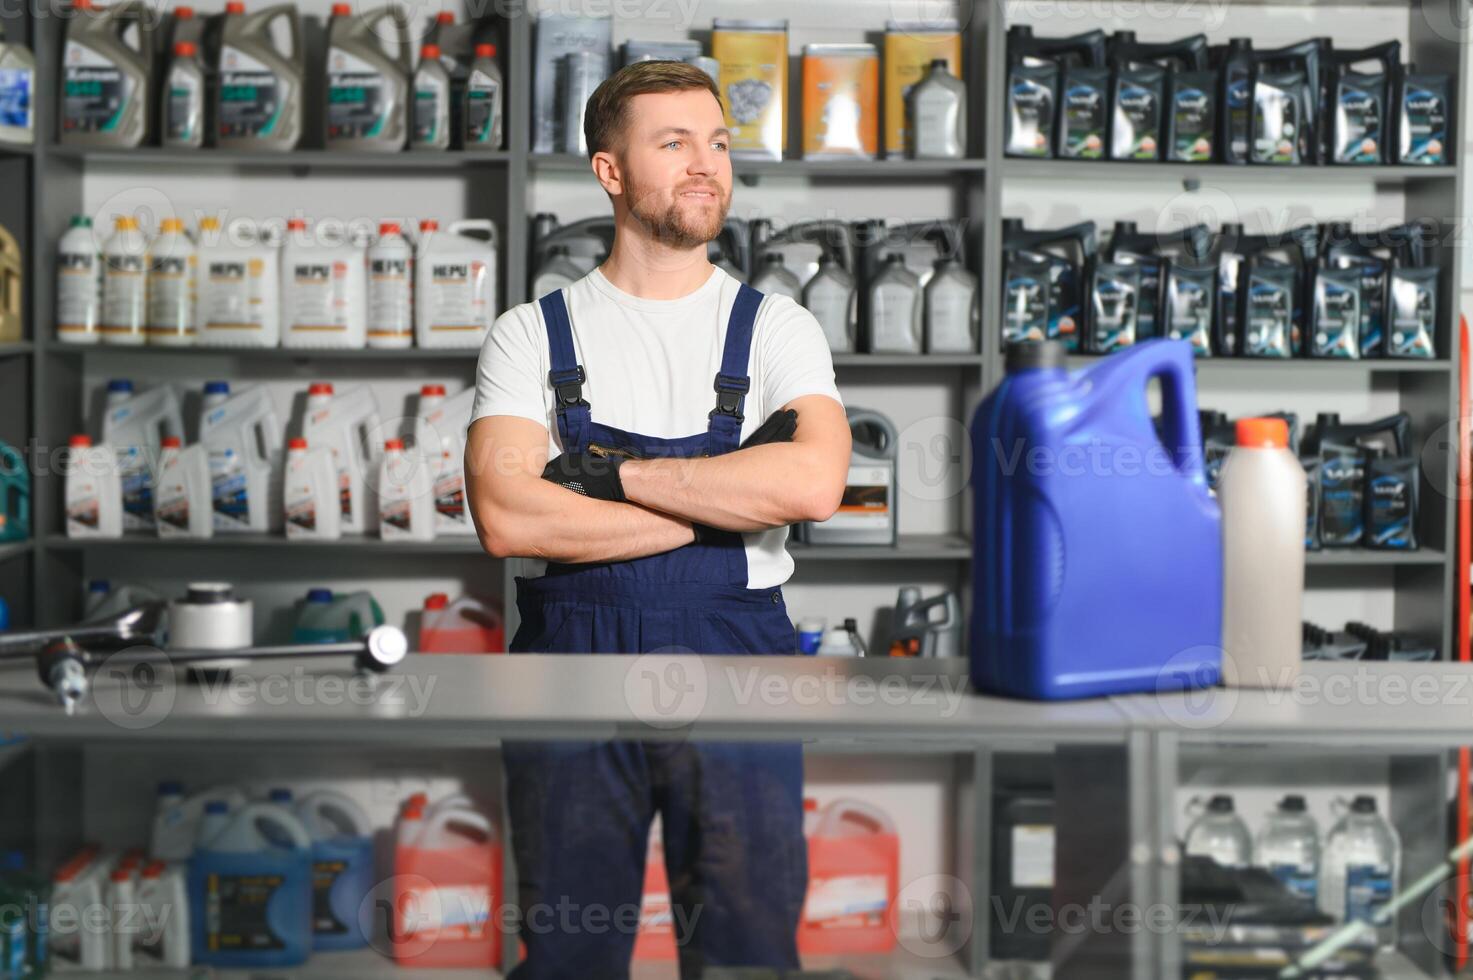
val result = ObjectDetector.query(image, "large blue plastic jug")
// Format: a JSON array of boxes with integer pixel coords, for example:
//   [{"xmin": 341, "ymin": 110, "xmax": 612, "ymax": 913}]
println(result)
[{"xmin": 972, "ymin": 340, "xmax": 1222, "ymax": 699}]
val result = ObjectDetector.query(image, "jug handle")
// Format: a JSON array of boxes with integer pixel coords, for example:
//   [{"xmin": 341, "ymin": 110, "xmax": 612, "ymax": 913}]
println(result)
[
  {"xmin": 813, "ymin": 798, "xmax": 896, "ymax": 838},
  {"xmin": 264, "ymin": 6, "xmax": 302, "ymax": 64},
  {"xmin": 1149, "ymin": 342, "xmax": 1205, "ymax": 480}
]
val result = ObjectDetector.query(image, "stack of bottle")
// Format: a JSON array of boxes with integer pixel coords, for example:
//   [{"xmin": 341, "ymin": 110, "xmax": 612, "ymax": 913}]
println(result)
[
  {"xmin": 65, "ymin": 379, "xmax": 477, "ymax": 546},
  {"xmin": 61, "ymin": 1, "xmax": 502, "ymax": 152},
  {"xmin": 532, "ymin": 213, "xmax": 980, "ymax": 354},
  {"xmin": 1005, "ymin": 27, "xmax": 1451, "ymax": 166},
  {"xmin": 56, "ymin": 213, "xmax": 499, "ymax": 351},
  {"xmin": 533, "ymin": 15, "xmax": 965, "ymax": 160},
  {"xmin": 1183, "ymin": 793, "xmax": 1402, "ymax": 949},
  {"xmin": 1003, "ymin": 218, "xmax": 1439, "ymax": 360},
  {"xmin": 1302, "ymin": 620, "xmax": 1437, "ymax": 662},
  {"xmin": 1200, "ymin": 409, "xmax": 1419, "ymax": 551}
]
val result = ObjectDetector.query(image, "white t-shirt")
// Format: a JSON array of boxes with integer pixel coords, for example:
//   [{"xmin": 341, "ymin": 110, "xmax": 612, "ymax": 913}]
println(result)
[{"xmin": 471, "ymin": 265, "xmax": 844, "ymax": 589}]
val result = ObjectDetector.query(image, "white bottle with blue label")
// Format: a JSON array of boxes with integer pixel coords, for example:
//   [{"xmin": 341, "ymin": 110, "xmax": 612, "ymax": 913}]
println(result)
[
  {"xmin": 1320, "ymin": 795, "xmax": 1400, "ymax": 949},
  {"xmin": 1254, "ymin": 794, "xmax": 1320, "ymax": 904}
]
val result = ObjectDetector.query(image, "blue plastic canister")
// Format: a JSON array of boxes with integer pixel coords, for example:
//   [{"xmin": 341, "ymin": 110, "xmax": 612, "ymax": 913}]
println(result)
[{"xmin": 972, "ymin": 340, "xmax": 1222, "ymax": 699}]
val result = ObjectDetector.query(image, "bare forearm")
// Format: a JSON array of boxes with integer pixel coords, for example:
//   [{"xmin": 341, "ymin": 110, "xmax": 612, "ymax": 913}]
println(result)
[
  {"xmin": 619, "ymin": 443, "xmax": 836, "ymax": 531},
  {"xmin": 474, "ymin": 481, "xmax": 695, "ymax": 563}
]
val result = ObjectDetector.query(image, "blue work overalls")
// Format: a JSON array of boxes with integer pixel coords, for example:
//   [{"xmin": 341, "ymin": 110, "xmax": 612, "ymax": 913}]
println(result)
[{"xmin": 502, "ymin": 283, "xmax": 807, "ymax": 978}]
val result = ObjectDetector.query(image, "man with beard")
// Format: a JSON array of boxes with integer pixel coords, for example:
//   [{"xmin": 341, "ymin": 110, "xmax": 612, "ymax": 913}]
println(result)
[{"xmin": 465, "ymin": 61, "xmax": 850, "ymax": 976}]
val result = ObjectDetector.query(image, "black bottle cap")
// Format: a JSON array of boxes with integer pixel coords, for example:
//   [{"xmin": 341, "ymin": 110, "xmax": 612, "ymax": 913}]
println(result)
[
  {"xmin": 1280, "ymin": 794, "xmax": 1307, "ymax": 812},
  {"xmin": 1351, "ymin": 795, "xmax": 1377, "ymax": 814},
  {"xmin": 1005, "ymin": 340, "xmax": 1067, "ymax": 374},
  {"xmin": 1207, "ymin": 794, "xmax": 1234, "ymax": 813}
]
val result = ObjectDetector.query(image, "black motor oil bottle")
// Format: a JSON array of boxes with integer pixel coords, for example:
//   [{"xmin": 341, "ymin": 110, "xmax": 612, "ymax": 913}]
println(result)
[
  {"xmin": 1002, "ymin": 250, "xmax": 1052, "ymax": 345},
  {"xmin": 1160, "ymin": 224, "xmax": 1217, "ymax": 355},
  {"xmin": 1086, "ymin": 260, "xmax": 1140, "ymax": 353},
  {"xmin": 1005, "ymin": 26, "xmax": 1058, "ymax": 158},
  {"xmin": 1394, "ymin": 65, "xmax": 1450, "ymax": 165},
  {"xmin": 1002, "ymin": 219, "xmax": 1098, "ymax": 350},
  {"xmin": 1212, "ymin": 38, "xmax": 1254, "ymax": 163},
  {"xmin": 1364, "ymin": 450, "xmax": 1419, "ymax": 550},
  {"xmin": 1109, "ymin": 62, "xmax": 1165, "ymax": 160},
  {"xmin": 1214, "ymin": 223, "xmax": 1248, "ymax": 353},
  {"xmin": 1329, "ymin": 41, "xmax": 1399, "ymax": 164},
  {"xmin": 1385, "ymin": 219, "xmax": 1438, "ymax": 358},
  {"xmin": 1051, "ymin": 30, "xmax": 1110, "ymax": 160},
  {"xmin": 1200, "ymin": 409, "xmax": 1236, "ymax": 492},
  {"xmin": 1304, "ymin": 410, "xmax": 1410, "ymax": 458},
  {"xmin": 1318, "ymin": 441, "xmax": 1366, "ymax": 548},
  {"xmin": 1238, "ymin": 250, "xmax": 1296, "ymax": 357},
  {"xmin": 1250, "ymin": 41, "xmax": 1323, "ymax": 165},
  {"xmin": 1320, "ymin": 222, "xmax": 1389, "ymax": 357},
  {"xmin": 1104, "ymin": 221, "xmax": 1163, "ymax": 338},
  {"xmin": 1310, "ymin": 264, "xmax": 1363, "ymax": 358},
  {"xmin": 1301, "ymin": 454, "xmax": 1322, "ymax": 550}
]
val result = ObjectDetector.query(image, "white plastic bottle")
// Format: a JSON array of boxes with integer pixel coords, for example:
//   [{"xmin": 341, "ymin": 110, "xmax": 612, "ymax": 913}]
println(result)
[
  {"xmin": 283, "ymin": 436, "xmax": 342, "ymax": 540},
  {"xmin": 153, "ymin": 435, "xmax": 213, "ymax": 538},
  {"xmin": 198, "ymin": 382, "xmax": 284, "ymax": 534},
  {"xmin": 378, "ymin": 438, "xmax": 434, "ymax": 541},
  {"xmin": 415, "ymin": 219, "xmax": 498, "ymax": 348},
  {"xmin": 134, "ymin": 861, "xmax": 190, "ymax": 968},
  {"xmin": 197, "ymin": 216, "xmax": 281, "ymax": 348},
  {"xmin": 281, "ymin": 217, "xmax": 368, "ymax": 349},
  {"xmin": 102, "ymin": 379, "xmax": 185, "ymax": 533},
  {"xmin": 51, "ymin": 849, "xmax": 112, "ymax": 970},
  {"xmin": 463, "ymin": 42, "xmax": 502, "ymax": 150},
  {"xmin": 107, "ymin": 867, "xmax": 135, "ymax": 970},
  {"xmin": 1320, "ymin": 795, "xmax": 1401, "ymax": 949},
  {"xmin": 195, "ymin": 799, "xmax": 234, "ymax": 852},
  {"xmin": 65, "ymin": 435, "xmax": 123, "ymax": 538},
  {"xmin": 56, "ymin": 214, "xmax": 102, "ymax": 344},
  {"xmin": 367, "ymin": 222, "xmax": 413, "ymax": 349},
  {"xmin": 146, "ymin": 217, "xmax": 196, "ymax": 345},
  {"xmin": 303, "ymin": 382, "xmax": 383, "ymax": 535},
  {"xmin": 150, "ymin": 783, "xmax": 249, "ymax": 862},
  {"xmin": 413, "ymin": 384, "xmax": 476, "ymax": 535},
  {"xmin": 1255, "ymin": 794, "xmax": 1320, "ymax": 905},
  {"xmin": 1219, "ymin": 417, "xmax": 1306, "ymax": 688},
  {"xmin": 411, "ymin": 43, "xmax": 451, "ymax": 150},
  {"xmin": 1183, "ymin": 794, "xmax": 1251, "ymax": 869},
  {"xmin": 100, "ymin": 215, "xmax": 149, "ymax": 345}
]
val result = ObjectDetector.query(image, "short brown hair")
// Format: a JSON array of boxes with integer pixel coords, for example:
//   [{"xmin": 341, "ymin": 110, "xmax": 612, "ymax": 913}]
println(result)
[{"xmin": 583, "ymin": 60, "xmax": 722, "ymax": 158}]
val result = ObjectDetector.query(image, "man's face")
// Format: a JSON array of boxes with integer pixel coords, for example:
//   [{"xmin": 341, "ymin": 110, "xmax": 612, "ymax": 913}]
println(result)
[{"xmin": 615, "ymin": 89, "xmax": 733, "ymax": 250}]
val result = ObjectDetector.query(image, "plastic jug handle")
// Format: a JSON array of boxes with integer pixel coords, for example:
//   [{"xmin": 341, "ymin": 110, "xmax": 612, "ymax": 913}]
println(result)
[
  {"xmin": 297, "ymin": 790, "xmax": 370, "ymax": 839},
  {"xmin": 421, "ymin": 804, "xmax": 494, "ymax": 844},
  {"xmin": 812, "ymin": 798, "xmax": 896, "ymax": 838},
  {"xmin": 241, "ymin": 802, "xmax": 312, "ymax": 850},
  {"xmin": 263, "ymin": 5, "xmax": 302, "ymax": 63},
  {"xmin": 448, "ymin": 219, "xmax": 498, "ymax": 245},
  {"xmin": 1146, "ymin": 342, "xmax": 1206, "ymax": 482}
]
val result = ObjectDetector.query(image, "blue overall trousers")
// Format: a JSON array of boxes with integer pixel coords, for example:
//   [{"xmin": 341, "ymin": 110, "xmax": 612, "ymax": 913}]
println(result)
[{"xmin": 502, "ymin": 284, "xmax": 807, "ymax": 978}]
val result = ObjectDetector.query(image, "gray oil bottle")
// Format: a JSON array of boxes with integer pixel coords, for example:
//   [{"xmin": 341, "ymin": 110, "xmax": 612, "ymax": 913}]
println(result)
[
  {"xmin": 924, "ymin": 256, "xmax": 978, "ymax": 353},
  {"xmin": 0, "ymin": 20, "xmax": 36, "ymax": 144},
  {"xmin": 410, "ymin": 42, "xmax": 449, "ymax": 150},
  {"xmin": 868, "ymin": 253, "xmax": 922, "ymax": 354},
  {"xmin": 161, "ymin": 40, "xmax": 204, "ymax": 148},
  {"xmin": 216, "ymin": 2, "xmax": 304, "ymax": 150},
  {"xmin": 751, "ymin": 251, "xmax": 802, "ymax": 301},
  {"xmin": 801, "ymin": 252, "xmax": 856, "ymax": 353},
  {"xmin": 463, "ymin": 43, "xmax": 502, "ymax": 150},
  {"xmin": 531, "ymin": 244, "xmax": 583, "ymax": 297},
  {"xmin": 325, "ymin": 3, "xmax": 410, "ymax": 152},
  {"xmin": 907, "ymin": 59, "xmax": 966, "ymax": 159},
  {"xmin": 1330, "ymin": 42, "xmax": 1398, "ymax": 164},
  {"xmin": 62, "ymin": 0, "xmax": 155, "ymax": 147},
  {"xmin": 1394, "ymin": 65, "xmax": 1450, "ymax": 165}
]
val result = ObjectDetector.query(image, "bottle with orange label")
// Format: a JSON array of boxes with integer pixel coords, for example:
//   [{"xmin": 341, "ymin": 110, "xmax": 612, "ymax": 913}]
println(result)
[{"xmin": 801, "ymin": 43, "xmax": 878, "ymax": 160}]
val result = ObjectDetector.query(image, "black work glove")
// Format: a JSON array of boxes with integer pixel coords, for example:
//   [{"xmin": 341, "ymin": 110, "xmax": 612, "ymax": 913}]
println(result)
[
  {"xmin": 541, "ymin": 452, "xmax": 627, "ymax": 502},
  {"xmin": 739, "ymin": 409, "xmax": 798, "ymax": 449}
]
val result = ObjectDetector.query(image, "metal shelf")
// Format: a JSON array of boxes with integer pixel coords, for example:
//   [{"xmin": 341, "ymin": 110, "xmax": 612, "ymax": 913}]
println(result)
[
  {"xmin": 48, "ymin": 145, "xmax": 511, "ymax": 170},
  {"xmin": 1306, "ymin": 548, "xmax": 1444, "ymax": 566},
  {"xmin": 1067, "ymin": 354, "xmax": 1450, "ymax": 375},
  {"xmin": 532, "ymin": 152, "xmax": 986, "ymax": 179},
  {"xmin": 790, "ymin": 533, "xmax": 972, "ymax": 561},
  {"xmin": 0, "ymin": 342, "xmax": 33, "ymax": 359},
  {"xmin": 833, "ymin": 353, "xmax": 983, "ymax": 368},
  {"xmin": 1003, "ymin": 158, "xmax": 1455, "ymax": 185},
  {"xmin": 0, "ymin": 540, "xmax": 32, "ymax": 564},
  {"xmin": 0, "ymin": 141, "xmax": 33, "ymax": 157},
  {"xmin": 48, "ymin": 343, "xmax": 480, "ymax": 362}
]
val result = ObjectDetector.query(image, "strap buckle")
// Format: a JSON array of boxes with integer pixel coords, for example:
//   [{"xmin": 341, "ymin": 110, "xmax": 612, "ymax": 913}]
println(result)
[
  {"xmin": 710, "ymin": 373, "xmax": 750, "ymax": 422},
  {"xmin": 549, "ymin": 366, "xmax": 588, "ymax": 409}
]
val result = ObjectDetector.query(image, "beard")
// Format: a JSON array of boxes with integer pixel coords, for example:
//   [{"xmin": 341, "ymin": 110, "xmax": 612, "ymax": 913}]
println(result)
[{"xmin": 625, "ymin": 171, "xmax": 731, "ymax": 250}]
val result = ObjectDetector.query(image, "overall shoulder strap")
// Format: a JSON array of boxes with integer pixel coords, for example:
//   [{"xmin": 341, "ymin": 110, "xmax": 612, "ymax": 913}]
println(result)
[
  {"xmin": 538, "ymin": 289, "xmax": 592, "ymax": 452},
  {"xmin": 707, "ymin": 283, "xmax": 763, "ymax": 452}
]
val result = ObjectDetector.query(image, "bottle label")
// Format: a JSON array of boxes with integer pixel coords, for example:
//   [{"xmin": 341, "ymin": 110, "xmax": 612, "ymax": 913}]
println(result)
[
  {"xmin": 466, "ymin": 69, "xmax": 500, "ymax": 145},
  {"xmin": 1005, "ymin": 70, "xmax": 1054, "ymax": 156},
  {"xmin": 289, "ymin": 261, "xmax": 351, "ymax": 330},
  {"xmin": 1171, "ymin": 85, "xmax": 1214, "ymax": 161},
  {"xmin": 166, "ymin": 66, "xmax": 202, "ymax": 143},
  {"xmin": 203, "ymin": 871, "xmax": 288, "ymax": 950},
  {"xmin": 101, "ymin": 254, "xmax": 147, "ymax": 333},
  {"xmin": 62, "ymin": 42, "xmax": 136, "ymax": 134},
  {"xmin": 147, "ymin": 254, "xmax": 194, "ymax": 333},
  {"xmin": 218, "ymin": 46, "xmax": 287, "ymax": 139},
  {"xmin": 1334, "ymin": 78, "xmax": 1382, "ymax": 163},
  {"xmin": 155, "ymin": 462, "xmax": 192, "ymax": 533},
  {"xmin": 368, "ymin": 255, "xmax": 411, "ymax": 336},
  {"xmin": 209, "ymin": 448, "xmax": 250, "ymax": 529},
  {"xmin": 1164, "ymin": 272, "xmax": 1212, "ymax": 355},
  {"xmin": 57, "ymin": 249, "xmax": 100, "ymax": 334},
  {"xmin": 115, "ymin": 446, "xmax": 152, "ymax": 530},
  {"xmin": 311, "ymin": 859, "xmax": 351, "ymax": 935},
  {"xmin": 1111, "ymin": 79, "xmax": 1161, "ymax": 160},
  {"xmin": 328, "ymin": 48, "xmax": 395, "ymax": 142},
  {"xmin": 424, "ymin": 259, "xmax": 489, "ymax": 333},
  {"xmin": 871, "ymin": 282, "xmax": 919, "ymax": 351},
  {"xmin": 1400, "ymin": 83, "xmax": 1447, "ymax": 164},
  {"xmin": 1060, "ymin": 78, "xmax": 1105, "ymax": 159},
  {"xmin": 0, "ymin": 66, "xmax": 32, "ymax": 130},
  {"xmin": 1244, "ymin": 274, "xmax": 1293, "ymax": 357},
  {"xmin": 1344, "ymin": 864, "xmax": 1392, "ymax": 925},
  {"xmin": 204, "ymin": 259, "xmax": 268, "ymax": 331},
  {"xmin": 413, "ymin": 74, "xmax": 447, "ymax": 144},
  {"xmin": 433, "ymin": 460, "xmax": 467, "ymax": 528}
]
